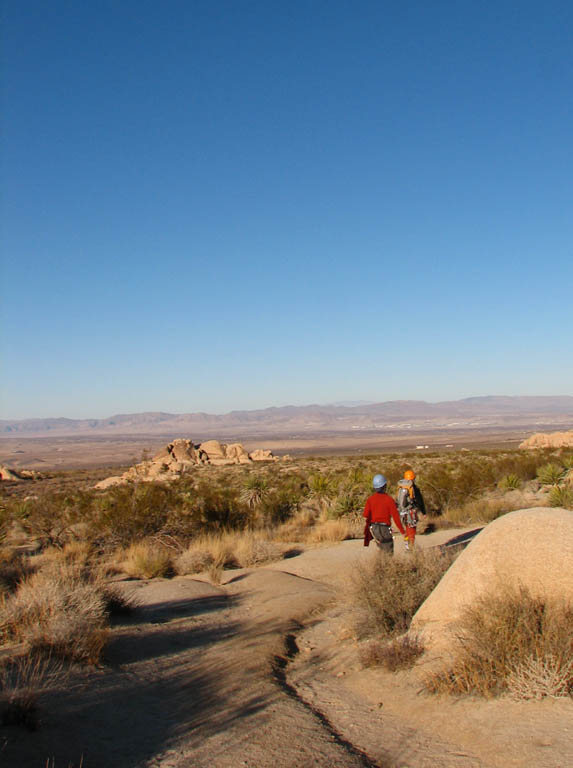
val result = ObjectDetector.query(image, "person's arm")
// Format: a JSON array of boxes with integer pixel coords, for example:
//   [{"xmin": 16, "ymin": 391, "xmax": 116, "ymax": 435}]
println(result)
[
  {"xmin": 363, "ymin": 497, "xmax": 372, "ymax": 546},
  {"xmin": 414, "ymin": 485, "xmax": 426, "ymax": 515},
  {"xmin": 389, "ymin": 498, "xmax": 406, "ymax": 535}
]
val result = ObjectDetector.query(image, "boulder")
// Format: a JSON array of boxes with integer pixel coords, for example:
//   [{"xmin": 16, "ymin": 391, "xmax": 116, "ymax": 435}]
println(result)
[
  {"xmin": 94, "ymin": 475, "xmax": 126, "ymax": 490},
  {"xmin": 410, "ymin": 507, "xmax": 573, "ymax": 651},
  {"xmin": 249, "ymin": 449, "xmax": 278, "ymax": 462},
  {"xmin": 520, "ymin": 430, "xmax": 573, "ymax": 449},
  {"xmin": 0, "ymin": 465, "xmax": 40, "ymax": 481},
  {"xmin": 0, "ymin": 465, "xmax": 23, "ymax": 481},
  {"xmin": 225, "ymin": 443, "xmax": 252, "ymax": 464},
  {"xmin": 199, "ymin": 440, "xmax": 226, "ymax": 460}
]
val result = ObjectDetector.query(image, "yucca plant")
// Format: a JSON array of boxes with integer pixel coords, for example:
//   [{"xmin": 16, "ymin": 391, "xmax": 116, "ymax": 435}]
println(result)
[
  {"xmin": 548, "ymin": 485, "xmax": 573, "ymax": 510},
  {"xmin": 536, "ymin": 463, "xmax": 565, "ymax": 486},
  {"xmin": 239, "ymin": 475, "xmax": 269, "ymax": 511},
  {"xmin": 498, "ymin": 474, "xmax": 521, "ymax": 491}
]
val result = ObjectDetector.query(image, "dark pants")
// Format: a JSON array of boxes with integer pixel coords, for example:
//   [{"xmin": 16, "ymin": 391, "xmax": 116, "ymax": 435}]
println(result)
[{"xmin": 369, "ymin": 523, "xmax": 394, "ymax": 555}]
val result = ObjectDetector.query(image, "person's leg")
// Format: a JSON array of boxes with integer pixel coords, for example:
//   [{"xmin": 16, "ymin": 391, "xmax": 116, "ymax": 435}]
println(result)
[{"xmin": 406, "ymin": 525, "xmax": 416, "ymax": 549}]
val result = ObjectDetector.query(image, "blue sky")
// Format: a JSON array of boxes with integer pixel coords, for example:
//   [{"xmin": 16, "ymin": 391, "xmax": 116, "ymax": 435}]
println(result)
[{"xmin": 2, "ymin": 1, "xmax": 572, "ymax": 418}]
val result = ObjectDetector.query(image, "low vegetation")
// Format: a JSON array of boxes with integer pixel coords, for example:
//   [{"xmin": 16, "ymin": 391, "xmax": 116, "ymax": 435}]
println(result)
[
  {"xmin": 352, "ymin": 548, "xmax": 456, "ymax": 639},
  {"xmin": 425, "ymin": 586, "xmax": 573, "ymax": 700},
  {"xmin": 0, "ymin": 444, "xmax": 571, "ymax": 721}
]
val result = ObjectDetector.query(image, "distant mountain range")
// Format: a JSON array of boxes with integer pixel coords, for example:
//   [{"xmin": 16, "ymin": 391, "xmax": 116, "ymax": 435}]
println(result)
[{"xmin": 1, "ymin": 396, "xmax": 572, "ymax": 438}]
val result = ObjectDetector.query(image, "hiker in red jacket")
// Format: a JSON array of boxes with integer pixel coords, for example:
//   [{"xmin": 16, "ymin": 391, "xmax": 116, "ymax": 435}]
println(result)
[{"xmin": 363, "ymin": 474, "xmax": 405, "ymax": 555}]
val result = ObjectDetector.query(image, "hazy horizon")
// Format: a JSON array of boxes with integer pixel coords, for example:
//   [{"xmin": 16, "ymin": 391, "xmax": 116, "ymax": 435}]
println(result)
[{"xmin": 2, "ymin": 393, "xmax": 573, "ymax": 423}]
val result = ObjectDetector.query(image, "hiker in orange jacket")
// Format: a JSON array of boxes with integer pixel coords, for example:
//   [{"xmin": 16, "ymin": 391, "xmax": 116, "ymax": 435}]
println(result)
[
  {"xmin": 396, "ymin": 469, "xmax": 426, "ymax": 551},
  {"xmin": 363, "ymin": 474, "xmax": 405, "ymax": 555}
]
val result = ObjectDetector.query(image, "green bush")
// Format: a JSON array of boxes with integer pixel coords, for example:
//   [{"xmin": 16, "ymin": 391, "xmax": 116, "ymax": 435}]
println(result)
[
  {"xmin": 537, "ymin": 463, "xmax": 565, "ymax": 486},
  {"xmin": 548, "ymin": 485, "xmax": 573, "ymax": 510}
]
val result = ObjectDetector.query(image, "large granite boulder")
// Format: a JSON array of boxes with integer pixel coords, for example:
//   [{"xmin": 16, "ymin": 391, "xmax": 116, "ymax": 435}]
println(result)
[{"xmin": 410, "ymin": 507, "xmax": 573, "ymax": 651}]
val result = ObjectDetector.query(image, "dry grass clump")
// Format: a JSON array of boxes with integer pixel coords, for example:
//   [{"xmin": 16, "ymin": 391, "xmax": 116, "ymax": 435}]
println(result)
[
  {"xmin": 122, "ymin": 542, "xmax": 174, "ymax": 579},
  {"xmin": 0, "ymin": 549, "xmax": 35, "ymax": 596},
  {"xmin": 0, "ymin": 566, "xmax": 108, "ymax": 664},
  {"xmin": 425, "ymin": 586, "xmax": 573, "ymax": 699},
  {"xmin": 360, "ymin": 634, "xmax": 424, "ymax": 671},
  {"xmin": 0, "ymin": 654, "xmax": 62, "ymax": 731},
  {"xmin": 308, "ymin": 519, "xmax": 353, "ymax": 543},
  {"xmin": 273, "ymin": 509, "xmax": 316, "ymax": 542},
  {"xmin": 441, "ymin": 495, "xmax": 533, "ymax": 526},
  {"xmin": 352, "ymin": 549, "xmax": 455, "ymax": 638},
  {"xmin": 175, "ymin": 547, "xmax": 215, "ymax": 575},
  {"xmin": 233, "ymin": 532, "xmax": 281, "ymax": 567},
  {"xmin": 176, "ymin": 531, "xmax": 282, "ymax": 574}
]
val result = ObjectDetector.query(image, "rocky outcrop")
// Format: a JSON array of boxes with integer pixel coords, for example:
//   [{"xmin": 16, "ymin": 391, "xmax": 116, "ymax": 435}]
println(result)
[
  {"xmin": 0, "ymin": 465, "xmax": 40, "ymax": 481},
  {"xmin": 520, "ymin": 430, "xmax": 573, "ymax": 449},
  {"xmin": 410, "ymin": 507, "xmax": 573, "ymax": 651},
  {"xmin": 94, "ymin": 438, "xmax": 279, "ymax": 488}
]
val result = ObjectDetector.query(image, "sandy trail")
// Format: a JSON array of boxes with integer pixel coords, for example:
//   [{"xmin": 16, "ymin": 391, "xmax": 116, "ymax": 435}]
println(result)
[{"xmin": 2, "ymin": 530, "xmax": 571, "ymax": 768}]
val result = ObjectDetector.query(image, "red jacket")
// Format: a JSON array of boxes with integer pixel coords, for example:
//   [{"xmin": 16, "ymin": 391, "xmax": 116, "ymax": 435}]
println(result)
[{"xmin": 363, "ymin": 492, "xmax": 405, "ymax": 546}]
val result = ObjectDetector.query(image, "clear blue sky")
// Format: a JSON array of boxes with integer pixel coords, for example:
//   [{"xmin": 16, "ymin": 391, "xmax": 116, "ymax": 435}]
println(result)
[{"xmin": 2, "ymin": 1, "xmax": 572, "ymax": 419}]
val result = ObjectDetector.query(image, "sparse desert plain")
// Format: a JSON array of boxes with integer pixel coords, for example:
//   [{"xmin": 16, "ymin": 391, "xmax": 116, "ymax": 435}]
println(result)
[{"xmin": 0, "ymin": 436, "xmax": 572, "ymax": 767}]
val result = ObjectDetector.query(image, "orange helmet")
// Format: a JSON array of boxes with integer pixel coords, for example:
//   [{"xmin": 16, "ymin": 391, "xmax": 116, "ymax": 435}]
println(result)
[{"xmin": 404, "ymin": 470, "xmax": 416, "ymax": 481}]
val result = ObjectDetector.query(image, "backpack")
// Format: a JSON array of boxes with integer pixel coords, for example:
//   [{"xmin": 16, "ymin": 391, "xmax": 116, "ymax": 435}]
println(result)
[
  {"xmin": 397, "ymin": 479, "xmax": 414, "ymax": 511},
  {"xmin": 397, "ymin": 479, "xmax": 419, "ymax": 527}
]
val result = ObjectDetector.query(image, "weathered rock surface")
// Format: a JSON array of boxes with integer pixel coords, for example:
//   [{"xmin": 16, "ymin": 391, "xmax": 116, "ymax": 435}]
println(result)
[
  {"xmin": 410, "ymin": 507, "xmax": 573, "ymax": 650},
  {"xmin": 520, "ymin": 429, "xmax": 573, "ymax": 448},
  {"xmin": 94, "ymin": 438, "xmax": 279, "ymax": 488},
  {"xmin": 0, "ymin": 465, "xmax": 40, "ymax": 481}
]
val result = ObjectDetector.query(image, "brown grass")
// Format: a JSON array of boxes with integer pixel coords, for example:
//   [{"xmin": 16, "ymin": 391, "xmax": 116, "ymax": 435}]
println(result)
[
  {"xmin": 122, "ymin": 542, "xmax": 174, "ymax": 579},
  {"xmin": 307, "ymin": 519, "xmax": 353, "ymax": 543},
  {"xmin": 425, "ymin": 586, "xmax": 573, "ymax": 699},
  {"xmin": 360, "ymin": 634, "xmax": 425, "ymax": 671},
  {"xmin": 352, "ymin": 548, "xmax": 455, "ymax": 638},
  {"xmin": 175, "ymin": 531, "xmax": 282, "ymax": 575},
  {"xmin": 0, "ymin": 654, "xmax": 62, "ymax": 730},
  {"xmin": 0, "ymin": 565, "xmax": 108, "ymax": 663}
]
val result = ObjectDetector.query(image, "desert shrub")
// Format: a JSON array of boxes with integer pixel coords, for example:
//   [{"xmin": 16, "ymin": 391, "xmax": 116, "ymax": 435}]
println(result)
[
  {"xmin": 273, "ymin": 509, "xmax": 316, "ymax": 542},
  {"xmin": 232, "ymin": 533, "xmax": 281, "ymax": 567},
  {"xmin": 175, "ymin": 547, "xmax": 215, "ymax": 575},
  {"xmin": 308, "ymin": 519, "xmax": 353, "ymax": 543},
  {"xmin": 352, "ymin": 549, "xmax": 455, "ymax": 638},
  {"xmin": 15, "ymin": 493, "xmax": 85, "ymax": 548},
  {"xmin": 192, "ymin": 483, "xmax": 247, "ymax": 531},
  {"xmin": 498, "ymin": 473, "xmax": 521, "ymax": 491},
  {"xmin": 101, "ymin": 583, "xmax": 140, "ymax": 616},
  {"xmin": 0, "ymin": 550, "xmax": 35, "ymax": 596},
  {"xmin": 548, "ymin": 485, "xmax": 573, "ymax": 510},
  {"xmin": 122, "ymin": 542, "xmax": 173, "ymax": 579},
  {"xmin": 441, "ymin": 497, "xmax": 527, "ymax": 526},
  {"xmin": 360, "ymin": 634, "xmax": 424, "ymax": 671},
  {"xmin": 0, "ymin": 567, "xmax": 108, "ymax": 663},
  {"xmin": 330, "ymin": 488, "xmax": 364, "ymax": 519},
  {"xmin": 425, "ymin": 586, "xmax": 573, "ymax": 698},
  {"xmin": 559, "ymin": 454, "xmax": 573, "ymax": 470},
  {"xmin": 537, "ymin": 463, "xmax": 565, "ymax": 486},
  {"xmin": 93, "ymin": 484, "xmax": 173, "ymax": 545},
  {"xmin": 0, "ymin": 655, "xmax": 61, "ymax": 731}
]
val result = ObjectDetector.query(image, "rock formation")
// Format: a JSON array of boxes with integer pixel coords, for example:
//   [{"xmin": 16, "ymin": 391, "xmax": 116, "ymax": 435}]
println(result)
[
  {"xmin": 0, "ymin": 465, "xmax": 40, "ymax": 481},
  {"xmin": 520, "ymin": 430, "xmax": 573, "ymax": 449},
  {"xmin": 410, "ymin": 507, "xmax": 573, "ymax": 651},
  {"xmin": 95, "ymin": 438, "xmax": 279, "ymax": 488}
]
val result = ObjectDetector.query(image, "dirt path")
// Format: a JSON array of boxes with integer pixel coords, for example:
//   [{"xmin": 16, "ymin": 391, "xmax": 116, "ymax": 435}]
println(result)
[{"xmin": 1, "ymin": 530, "xmax": 571, "ymax": 767}]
